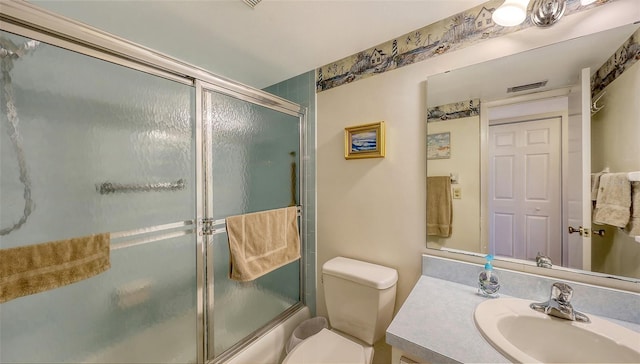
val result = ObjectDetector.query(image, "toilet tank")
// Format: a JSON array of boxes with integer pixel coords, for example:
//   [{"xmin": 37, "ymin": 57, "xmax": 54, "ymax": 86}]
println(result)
[{"xmin": 322, "ymin": 257, "xmax": 398, "ymax": 345}]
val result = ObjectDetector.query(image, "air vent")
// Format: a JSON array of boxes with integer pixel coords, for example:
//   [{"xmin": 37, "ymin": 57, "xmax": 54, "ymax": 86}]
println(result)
[
  {"xmin": 507, "ymin": 80, "xmax": 548, "ymax": 93},
  {"xmin": 243, "ymin": 0, "xmax": 262, "ymax": 8}
]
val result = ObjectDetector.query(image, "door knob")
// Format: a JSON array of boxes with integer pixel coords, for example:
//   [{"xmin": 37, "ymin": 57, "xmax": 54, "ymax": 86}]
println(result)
[
  {"xmin": 568, "ymin": 226, "xmax": 591, "ymax": 237},
  {"xmin": 568, "ymin": 226, "xmax": 583, "ymax": 235}
]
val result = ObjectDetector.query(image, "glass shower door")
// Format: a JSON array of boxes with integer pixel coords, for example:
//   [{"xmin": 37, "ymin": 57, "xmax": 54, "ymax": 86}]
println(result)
[
  {"xmin": 0, "ymin": 31, "xmax": 197, "ymax": 363},
  {"xmin": 202, "ymin": 88, "xmax": 302, "ymax": 359}
]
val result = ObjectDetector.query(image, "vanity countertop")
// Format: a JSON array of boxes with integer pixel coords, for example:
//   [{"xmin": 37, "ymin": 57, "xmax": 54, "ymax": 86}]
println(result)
[
  {"xmin": 386, "ymin": 275, "xmax": 509, "ymax": 363},
  {"xmin": 386, "ymin": 274, "xmax": 640, "ymax": 364}
]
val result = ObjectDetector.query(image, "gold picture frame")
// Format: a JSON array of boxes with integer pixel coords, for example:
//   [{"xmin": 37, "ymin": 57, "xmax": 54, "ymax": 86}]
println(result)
[{"xmin": 344, "ymin": 121, "xmax": 386, "ymax": 159}]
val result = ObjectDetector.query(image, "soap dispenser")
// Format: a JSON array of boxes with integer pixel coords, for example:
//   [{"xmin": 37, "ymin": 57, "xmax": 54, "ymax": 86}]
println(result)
[{"xmin": 478, "ymin": 254, "xmax": 500, "ymax": 297}]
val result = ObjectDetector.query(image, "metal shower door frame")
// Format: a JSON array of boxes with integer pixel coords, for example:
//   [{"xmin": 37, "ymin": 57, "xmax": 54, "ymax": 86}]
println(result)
[{"xmin": 196, "ymin": 79, "xmax": 307, "ymax": 363}]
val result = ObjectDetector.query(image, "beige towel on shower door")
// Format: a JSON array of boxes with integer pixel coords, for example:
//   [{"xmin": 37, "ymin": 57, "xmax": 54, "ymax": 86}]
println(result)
[
  {"xmin": 0, "ymin": 233, "xmax": 110, "ymax": 303},
  {"xmin": 226, "ymin": 206, "xmax": 301, "ymax": 282},
  {"xmin": 427, "ymin": 176, "xmax": 453, "ymax": 238}
]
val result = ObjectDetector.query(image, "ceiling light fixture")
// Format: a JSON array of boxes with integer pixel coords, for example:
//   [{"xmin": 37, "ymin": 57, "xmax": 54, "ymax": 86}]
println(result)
[
  {"xmin": 242, "ymin": 0, "xmax": 261, "ymax": 9},
  {"xmin": 530, "ymin": 0, "xmax": 567, "ymax": 27},
  {"xmin": 492, "ymin": 0, "xmax": 531, "ymax": 27},
  {"xmin": 580, "ymin": 0, "xmax": 597, "ymax": 5}
]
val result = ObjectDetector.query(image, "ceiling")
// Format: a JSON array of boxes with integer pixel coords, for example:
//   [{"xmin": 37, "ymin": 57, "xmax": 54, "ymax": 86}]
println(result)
[
  {"xmin": 427, "ymin": 23, "xmax": 640, "ymax": 107},
  {"xmin": 29, "ymin": 0, "xmax": 488, "ymax": 89}
]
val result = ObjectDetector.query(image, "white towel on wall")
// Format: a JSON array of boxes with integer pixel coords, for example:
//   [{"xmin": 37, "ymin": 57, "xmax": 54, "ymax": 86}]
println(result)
[
  {"xmin": 625, "ymin": 181, "xmax": 640, "ymax": 241},
  {"xmin": 591, "ymin": 172, "xmax": 604, "ymax": 202},
  {"xmin": 593, "ymin": 173, "xmax": 631, "ymax": 228}
]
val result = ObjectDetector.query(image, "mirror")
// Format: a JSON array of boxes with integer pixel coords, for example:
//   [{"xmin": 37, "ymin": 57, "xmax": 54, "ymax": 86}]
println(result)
[{"xmin": 426, "ymin": 23, "xmax": 640, "ymax": 281}]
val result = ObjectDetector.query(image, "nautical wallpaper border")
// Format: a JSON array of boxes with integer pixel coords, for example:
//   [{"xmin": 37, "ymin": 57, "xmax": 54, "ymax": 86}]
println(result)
[
  {"xmin": 316, "ymin": 0, "xmax": 613, "ymax": 93},
  {"xmin": 427, "ymin": 99, "xmax": 480, "ymax": 123},
  {"xmin": 592, "ymin": 27, "xmax": 640, "ymax": 96}
]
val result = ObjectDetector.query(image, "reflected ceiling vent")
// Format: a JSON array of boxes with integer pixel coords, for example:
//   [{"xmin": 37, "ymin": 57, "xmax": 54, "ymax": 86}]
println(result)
[
  {"xmin": 242, "ymin": 0, "xmax": 262, "ymax": 9},
  {"xmin": 507, "ymin": 80, "xmax": 548, "ymax": 93}
]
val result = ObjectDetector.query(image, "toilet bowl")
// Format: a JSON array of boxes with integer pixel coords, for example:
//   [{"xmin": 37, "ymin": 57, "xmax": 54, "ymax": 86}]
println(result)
[
  {"xmin": 282, "ymin": 328, "xmax": 373, "ymax": 364},
  {"xmin": 282, "ymin": 257, "xmax": 397, "ymax": 364}
]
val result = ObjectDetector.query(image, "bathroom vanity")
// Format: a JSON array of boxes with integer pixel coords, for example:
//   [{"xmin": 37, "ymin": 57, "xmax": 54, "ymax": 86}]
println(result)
[
  {"xmin": 386, "ymin": 255, "xmax": 640, "ymax": 363},
  {"xmin": 387, "ymin": 275, "xmax": 509, "ymax": 363}
]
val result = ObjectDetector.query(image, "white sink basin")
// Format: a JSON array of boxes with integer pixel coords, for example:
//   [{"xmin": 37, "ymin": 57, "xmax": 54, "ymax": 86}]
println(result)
[{"xmin": 474, "ymin": 297, "xmax": 640, "ymax": 363}]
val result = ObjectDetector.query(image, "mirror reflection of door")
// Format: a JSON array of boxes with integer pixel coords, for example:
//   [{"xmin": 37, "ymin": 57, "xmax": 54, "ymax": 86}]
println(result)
[
  {"xmin": 483, "ymin": 96, "xmax": 574, "ymax": 268},
  {"xmin": 488, "ymin": 116, "xmax": 561, "ymax": 263}
]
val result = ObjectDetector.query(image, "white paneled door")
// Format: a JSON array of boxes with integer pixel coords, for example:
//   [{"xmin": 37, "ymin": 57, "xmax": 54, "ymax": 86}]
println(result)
[{"xmin": 489, "ymin": 116, "xmax": 562, "ymax": 263}]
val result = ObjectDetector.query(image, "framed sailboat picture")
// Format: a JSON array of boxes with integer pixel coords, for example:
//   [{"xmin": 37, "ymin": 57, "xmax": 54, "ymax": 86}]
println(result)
[{"xmin": 344, "ymin": 121, "xmax": 386, "ymax": 159}]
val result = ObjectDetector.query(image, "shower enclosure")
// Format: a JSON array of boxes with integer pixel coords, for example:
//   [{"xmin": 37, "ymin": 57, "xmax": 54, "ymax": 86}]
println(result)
[{"xmin": 0, "ymin": 2, "xmax": 309, "ymax": 363}]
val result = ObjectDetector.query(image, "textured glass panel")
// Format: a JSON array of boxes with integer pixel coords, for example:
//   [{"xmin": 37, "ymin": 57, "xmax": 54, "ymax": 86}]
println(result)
[
  {"xmin": 208, "ymin": 93, "xmax": 300, "ymax": 217},
  {"xmin": 210, "ymin": 232, "xmax": 298, "ymax": 356},
  {"xmin": 0, "ymin": 233, "xmax": 197, "ymax": 363},
  {"xmin": 0, "ymin": 31, "xmax": 197, "ymax": 363},
  {"xmin": 0, "ymin": 31, "xmax": 195, "ymax": 248},
  {"xmin": 206, "ymin": 90, "xmax": 300, "ymax": 357}
]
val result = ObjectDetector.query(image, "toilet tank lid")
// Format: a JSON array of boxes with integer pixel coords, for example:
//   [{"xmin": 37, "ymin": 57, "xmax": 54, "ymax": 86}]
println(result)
[{"xmin": 322, "ymin": 257, "xmax": 398, "ymax": 289}]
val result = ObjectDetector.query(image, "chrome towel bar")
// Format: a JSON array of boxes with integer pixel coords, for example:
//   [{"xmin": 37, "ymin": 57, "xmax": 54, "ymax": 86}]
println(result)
[{"xmin": 202, "ymin": 206, "xmax": 302, "ymax": 236}]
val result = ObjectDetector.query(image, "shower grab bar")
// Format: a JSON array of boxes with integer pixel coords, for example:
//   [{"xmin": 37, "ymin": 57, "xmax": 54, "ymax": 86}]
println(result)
[
  {"xmin": 97, "ymin": 179, "xmax": 186, "ymax": 194},
  {"xmin": 206, "ymin": 206, "xmax": 302, "ymax": 236}
]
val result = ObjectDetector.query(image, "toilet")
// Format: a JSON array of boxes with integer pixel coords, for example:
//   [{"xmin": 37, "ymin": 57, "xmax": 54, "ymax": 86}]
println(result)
[{"xmin": 283, "ymin": 256, "xmax": 398, "ymax": 364}]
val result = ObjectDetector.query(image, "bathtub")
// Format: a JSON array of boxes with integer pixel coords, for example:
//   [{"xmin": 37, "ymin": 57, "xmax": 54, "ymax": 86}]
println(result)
[
  {"xmin": 83, "ymin": 310, "xmax": 197, "ymax": 364},
  {"xmin": 82, "ymin": 305, "xmax": 310, "ymax": 364},
  {"xmin": 225, "ymin": 305, "xmax": 310, "ymax": 364}
]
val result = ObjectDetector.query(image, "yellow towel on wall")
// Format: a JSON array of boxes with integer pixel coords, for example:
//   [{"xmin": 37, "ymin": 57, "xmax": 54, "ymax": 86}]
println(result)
[
  {"xmin": 0, "ymin": 233, "xmax": 110, "ymax": 303},
  {"xmin": 427, "ymin": 176, "xmax": 453, "ymax": 238},
  {"xmin": 226, "ymin": 206, "xmax": 301, "ymax": 282}
]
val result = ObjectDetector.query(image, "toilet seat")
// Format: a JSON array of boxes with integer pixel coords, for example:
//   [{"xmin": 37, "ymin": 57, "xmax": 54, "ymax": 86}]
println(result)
[{"xmin": 282, "ymin": 328, "xmax": 368, "ymax": 364}]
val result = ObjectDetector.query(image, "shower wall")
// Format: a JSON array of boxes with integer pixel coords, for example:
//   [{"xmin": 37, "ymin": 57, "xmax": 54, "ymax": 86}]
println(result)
[{"xmin": 0, "ymin": 31, "xmax": 197, "ymax": 363}]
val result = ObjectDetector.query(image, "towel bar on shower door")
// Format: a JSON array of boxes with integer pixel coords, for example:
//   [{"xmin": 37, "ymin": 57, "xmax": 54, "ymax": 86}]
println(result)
[{"xmin": 201, "ymin": 206, "xmax": 302, "ymax": 236}]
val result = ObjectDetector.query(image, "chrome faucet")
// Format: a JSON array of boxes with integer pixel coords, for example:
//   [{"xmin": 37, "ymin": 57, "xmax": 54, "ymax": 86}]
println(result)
[
  {"xmin": 535, "ymin": 252, "xmax": 552, "ymax": 268},
  {"xmin": 530, "ymin": 282, "xmax": 590, "ymax": 323}
]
